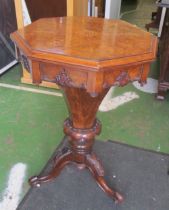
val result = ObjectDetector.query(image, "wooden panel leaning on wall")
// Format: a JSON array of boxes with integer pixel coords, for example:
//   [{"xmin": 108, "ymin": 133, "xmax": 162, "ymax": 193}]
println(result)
[{"xmin": 25, "ymin": 0, "xmax": 67, "ymax": 21}]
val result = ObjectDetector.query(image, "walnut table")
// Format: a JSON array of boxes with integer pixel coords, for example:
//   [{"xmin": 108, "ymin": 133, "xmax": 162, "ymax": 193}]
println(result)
[{"xmin": 11, "ymin": 17, "xmax": 157, "ymax": 203}]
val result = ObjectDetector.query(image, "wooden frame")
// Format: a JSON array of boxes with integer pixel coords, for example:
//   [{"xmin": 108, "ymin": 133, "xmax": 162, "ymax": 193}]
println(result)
[{"xmin": 14, "ymin": 0, "xmax": 88, "ymax": 88}]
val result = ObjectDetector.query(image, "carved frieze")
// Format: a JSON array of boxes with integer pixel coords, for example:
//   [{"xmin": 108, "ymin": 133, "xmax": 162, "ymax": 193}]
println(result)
[
  {"xmin": 114, "ymin": 71, "xmax": 130, "ymax": 87},
  {"xmin": 15, "ymin": 47, "xmax": 31, "ymax": 73},
  {"xmin": 21, "ymin": 54, "xmax": 31, "ymax": 72},
  {"xmin": 55, "ymin": 69, "xmax": 74, "ymax": 87},
  {"xmin": 103, "ymin": 67, "xmax": 144, "ymax": 90}
]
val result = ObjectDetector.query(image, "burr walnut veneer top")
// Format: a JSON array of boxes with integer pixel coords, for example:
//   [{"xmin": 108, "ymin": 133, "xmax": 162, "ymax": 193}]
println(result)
[{"xmin": 11, "ymin": 16, "xmax": 157, "ymax": 70}]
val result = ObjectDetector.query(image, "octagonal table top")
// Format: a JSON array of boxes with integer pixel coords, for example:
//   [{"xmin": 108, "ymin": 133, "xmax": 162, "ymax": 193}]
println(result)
[{"xmin": 11, "ymin": 16, "xmax": 157, "ymax": 70}]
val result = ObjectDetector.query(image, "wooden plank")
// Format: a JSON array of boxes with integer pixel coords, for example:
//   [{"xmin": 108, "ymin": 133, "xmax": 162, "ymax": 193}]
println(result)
[
  {"xmin": 67, "ymin": 0, "xmax": 74, "ymax": 16},
  {"xmin": 14, "ymin": 0, "xmax": 24, "ymax": 29},
  {"xmin": 73, "ymin": 0, "xmax": 88, "ymax": 16}
]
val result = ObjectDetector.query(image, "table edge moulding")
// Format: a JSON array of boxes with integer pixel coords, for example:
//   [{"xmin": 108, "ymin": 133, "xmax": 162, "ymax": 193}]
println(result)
[{"xmin": 10, "ymin": 16, "xmax": 158, "ymax": 204}]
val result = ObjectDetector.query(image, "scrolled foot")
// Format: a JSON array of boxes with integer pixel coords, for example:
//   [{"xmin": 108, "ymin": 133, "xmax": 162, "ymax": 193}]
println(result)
[
  {"xmin": 156, "ymin": 89, "xmax": 167, "ymax": 101},
  {"xmin": 114, "ymin": 192, "xmax": 124, "ymax": 204},
  {"xmin": 95, "ymin": 174, "xmax": 124, "ymax": 203},
  {"xmin": 86, "ymin": 153, "xmax": 124, "ymax": 203},
  {"xmin": 29, "ymin": 176, "xmax": 41, "ymax": 187},
  {"xmin": 29, "ymin": 149, "xmax": 73, "ymax": 187}
]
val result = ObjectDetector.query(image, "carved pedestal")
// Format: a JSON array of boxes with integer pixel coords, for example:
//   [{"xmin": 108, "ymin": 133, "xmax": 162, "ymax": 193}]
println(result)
[{"xmin": 29, "ymin": 86, "xmax": 123, "ymax": 203}]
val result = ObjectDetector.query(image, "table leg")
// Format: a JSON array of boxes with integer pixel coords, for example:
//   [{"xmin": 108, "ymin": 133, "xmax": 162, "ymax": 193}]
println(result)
[
  {"xmin": 29, "ymin": 87, "xmax": 123, "ymax": 203},
  {"xmin": 156, "ymin": 87, "xmax": 167, "ymax": 100}
]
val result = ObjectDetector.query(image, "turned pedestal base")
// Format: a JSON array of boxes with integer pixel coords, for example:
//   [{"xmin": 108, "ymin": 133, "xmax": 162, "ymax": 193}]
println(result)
[
  {"xmin": 29, "ymin": 87, "xmax": 123, "ymax": 203},
  {"xmin": 29, "ymin": 118, "xmax": 123, "ymax": 203}
]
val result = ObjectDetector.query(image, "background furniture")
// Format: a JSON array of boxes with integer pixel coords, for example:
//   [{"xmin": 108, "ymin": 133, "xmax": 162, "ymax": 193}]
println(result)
[
  {"xmin": 0, "ymin": 0, "xmax": 17, "ymax": 74},
  {"xmin": 25, "ymin": 0, "xmax": 66, "ymax": 21},
  {"xmin": 25, "ymin": 0, "xmax": 89, "ymax": 19},
  {"xmin": 145, "ymin": 7, "xmax": 162, "ymax": 32},
  {"xmin": 156, "ymin": 3, "xmax": 169, "ymax": 99}
]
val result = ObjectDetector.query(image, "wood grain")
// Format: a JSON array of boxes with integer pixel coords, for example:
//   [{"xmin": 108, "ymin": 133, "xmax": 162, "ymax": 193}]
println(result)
[{"xmin": 11, "ymin": 17, "xmax": 157, "ymax": 66}]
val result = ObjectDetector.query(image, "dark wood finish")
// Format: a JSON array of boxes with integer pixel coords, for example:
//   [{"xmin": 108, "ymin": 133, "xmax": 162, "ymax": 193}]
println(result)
[
  {"xmin": 145, "ymin": 7, "xmax": 162, "ymax": 31},
  {"xmin": 156, "ymin": 9, "xmax": 169, "ymax": 100},
  {"xmin": 95, "ymin": 0, "xmax": 105, "ymax": 17},
  {"xmin": 25, "ymin": 0, "xmax": 67, "ymax": 21},
  {"xmin": 11, "ymin": 17, "xmax": 157, "ymax": 203}
]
